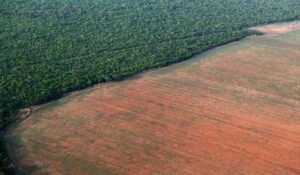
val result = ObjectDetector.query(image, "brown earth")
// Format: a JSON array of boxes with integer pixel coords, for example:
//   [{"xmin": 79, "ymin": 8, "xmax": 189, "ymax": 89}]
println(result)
[
  {"xmin": 4, "ymin": 24, "xmax": 300, "ymax": 175},
  {"xmin": 251, "ymin": 20, "xmax": 300, "ymax": 35}
]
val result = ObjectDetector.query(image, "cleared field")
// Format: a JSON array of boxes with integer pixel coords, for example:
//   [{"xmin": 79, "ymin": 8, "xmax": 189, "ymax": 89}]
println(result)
[
  {"xmin": 4, "ymin": 28, "xmax": 300, "ymax": 174},
  {"xmin": 251, "ymin": 20, "xmax": 300, "ymax": 35}
]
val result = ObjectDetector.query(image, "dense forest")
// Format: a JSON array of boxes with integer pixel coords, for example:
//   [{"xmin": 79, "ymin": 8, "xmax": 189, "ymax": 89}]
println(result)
[{"xmin": 0, "ymin": 0, "xmax": 300, "ymax": 173}]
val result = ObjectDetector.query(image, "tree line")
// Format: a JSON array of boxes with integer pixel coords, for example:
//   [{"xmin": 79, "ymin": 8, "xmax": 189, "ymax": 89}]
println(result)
[{"xmin": 0, "ymin": 0, "xmax": 300, "ymax": 173}]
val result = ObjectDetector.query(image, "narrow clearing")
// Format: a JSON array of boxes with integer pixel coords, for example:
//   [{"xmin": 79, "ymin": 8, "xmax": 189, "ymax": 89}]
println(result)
[
  {"xmin": 251, "ymin": 20, "xmax": 300, "ymax": 35},
  {"xmin": 4, "ymin": 22, "xmax": 300, "ymax": 175}
]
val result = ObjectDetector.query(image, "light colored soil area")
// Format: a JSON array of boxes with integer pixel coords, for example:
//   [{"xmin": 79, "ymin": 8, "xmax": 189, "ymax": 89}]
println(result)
[
  {"xmin": 4, "ymin": 25, "xmax": 300, "ymax": 175},
  {"xmin": 251, "ymin": 20, "xmax": 300, "ymax": 35}
]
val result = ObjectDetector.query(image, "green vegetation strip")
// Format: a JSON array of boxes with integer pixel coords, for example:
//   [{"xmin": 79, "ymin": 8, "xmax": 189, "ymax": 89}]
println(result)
[{"xmin": 1, "ymin": 0, "xmax": 300, "ymax": 174}]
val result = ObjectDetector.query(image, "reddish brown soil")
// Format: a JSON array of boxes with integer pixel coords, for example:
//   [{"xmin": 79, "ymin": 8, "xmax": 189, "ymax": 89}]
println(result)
[
  {"xmin": 251, "ymin": 20, "xmax": 300, "ymax": 35},
  {"xmin": 4, "ymin": 29, "xmax": 300, "ymax": 174}
]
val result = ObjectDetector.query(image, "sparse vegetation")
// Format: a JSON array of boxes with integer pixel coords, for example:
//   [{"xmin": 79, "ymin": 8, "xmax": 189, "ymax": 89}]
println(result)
[{"xmin": 1, "ymin": 0, "xmax": 300, "ymax": 173}]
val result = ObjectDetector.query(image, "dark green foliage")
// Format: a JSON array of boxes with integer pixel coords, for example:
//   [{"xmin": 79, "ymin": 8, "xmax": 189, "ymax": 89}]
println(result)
[{"xmin": 0, "ymin": 0, "xmax": 300, "ymax": 173}]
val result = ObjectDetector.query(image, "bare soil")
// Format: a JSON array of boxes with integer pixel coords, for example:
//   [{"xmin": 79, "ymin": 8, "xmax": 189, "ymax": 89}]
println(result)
[
  {"xmin": 4, "ymin": 23, "xmax": 300, "ymax": 175},
  {"xmin": 251, "ymin": 20, "xmax": 300, "ymax": 35}
]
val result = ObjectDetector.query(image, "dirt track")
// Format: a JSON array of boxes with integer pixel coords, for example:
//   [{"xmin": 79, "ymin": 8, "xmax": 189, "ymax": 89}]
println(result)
[{"xmin": 4, "ymin": 23, "xmax": 300, "ymax": 175}]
